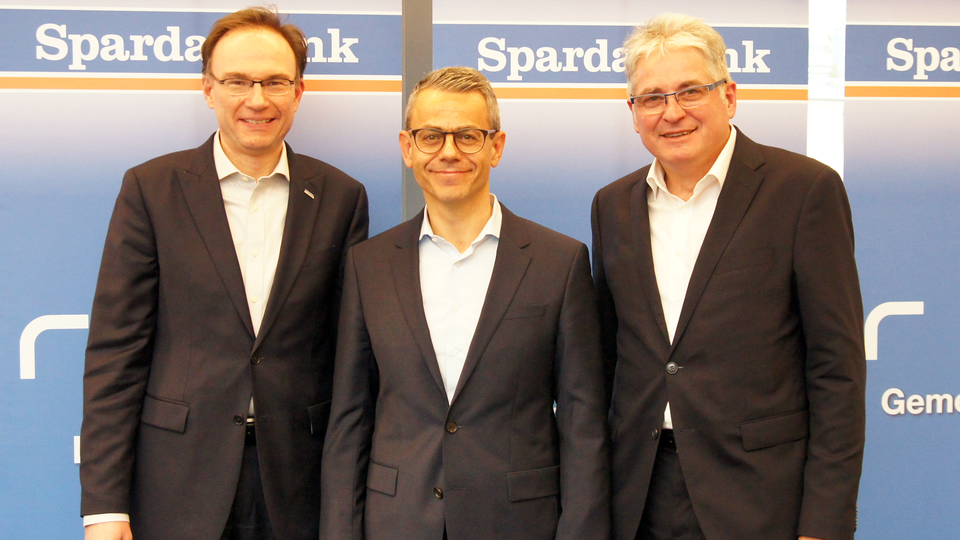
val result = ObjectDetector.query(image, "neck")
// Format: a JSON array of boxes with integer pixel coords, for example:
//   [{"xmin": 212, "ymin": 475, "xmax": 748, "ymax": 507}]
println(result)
[
  {"xmin": 425, "ymin": 194, "xmax": 493, "ymax": 253},
  {"xmin": 222, "ymin": 141, "xmax": 283, "ymax": 179}
]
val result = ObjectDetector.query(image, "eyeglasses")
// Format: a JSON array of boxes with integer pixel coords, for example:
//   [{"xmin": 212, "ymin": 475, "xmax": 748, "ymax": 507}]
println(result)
[
  {"xmin": 629, "ymin": 79, "xmax": 727, "ymax": 115},
  {"xmin": 213, "ymin": 77, "xmax": 297, "ymax": 96},
  {"xmin": 408, "ymin": 128, "xmax": 498, "ymax": 154}
]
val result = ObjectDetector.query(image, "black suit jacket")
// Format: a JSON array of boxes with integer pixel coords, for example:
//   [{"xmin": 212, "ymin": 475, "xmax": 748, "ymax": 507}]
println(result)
[
  {"xmin": 320, "ymin": 206, "xmax": 610, "ymax": 540},
  {"xmin": 80, "ymin": 134, "xmax": 368, "ymax": 540},
  {"xmin": 592, "ymin": 130, "xmax": 865, "ymax": 540}
]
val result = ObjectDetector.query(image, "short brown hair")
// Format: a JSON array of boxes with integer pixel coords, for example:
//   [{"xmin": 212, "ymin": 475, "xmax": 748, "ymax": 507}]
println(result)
[
  {"xmin": 404, "ymin": 66, "xmax": 501, "ymax": 131},
  {"xmin": 201, "ymin": 6, "xmax": 308, "ymax": 80}
]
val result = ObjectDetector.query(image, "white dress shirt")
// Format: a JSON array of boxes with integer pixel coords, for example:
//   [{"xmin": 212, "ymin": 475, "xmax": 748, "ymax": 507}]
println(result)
[
  {"xmin": 215, "ymin": 131, "xmax": 291, "ymax": 337},
  {"xmin": 419, "ymin": 195, "xmax": 502, "ymax": 404},
  {"xmin": 83, "ymin": 133, "xmax": 290, "ymax": 527},
  {"xmin": 648, "ymin": 125, "xmax": 737, "ymax": 429}
]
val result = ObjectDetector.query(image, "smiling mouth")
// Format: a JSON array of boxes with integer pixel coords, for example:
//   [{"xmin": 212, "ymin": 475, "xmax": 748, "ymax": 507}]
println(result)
[
  {"xmin": 243, "ymin": 119, "xmax": 273, "ymax": 125},
  {"xmin": 663, "ymin": 129, "xmax": 694, "ymax": 138}
]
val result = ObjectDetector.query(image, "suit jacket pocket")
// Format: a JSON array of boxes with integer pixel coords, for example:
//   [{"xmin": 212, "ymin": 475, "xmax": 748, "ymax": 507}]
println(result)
[
  {"xmin": 506, "ymin": 465, "xmax": 560, "ymax": 502},
  {"xmin": 140, "ymin": 394, "xmax": 189, "ymax": 433},
  {"xmin": 714, "ymin": 247, "xmax": 775, "ymax": 275},
  {"xmin": 308, "ymin": 401, "xmax": 332, "ymax": 437},
  {"xmin": 502, "ymin": 303, "xmax": 547, "ymax": 320},
  {"xmin": 740, "ymin": 409, "xmax": 809, "ymax": 451},
  {"xmin": 366, "ymin": 461, "xmax": 398, "ymax": 496}
]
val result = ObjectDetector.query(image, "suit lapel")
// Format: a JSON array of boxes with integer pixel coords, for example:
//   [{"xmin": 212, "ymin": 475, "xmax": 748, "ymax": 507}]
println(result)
[
  {"xmin": 178, "ymin": 135, "xmax": 255, "ymax": 339},
  {"xmin": 630, "ymin": 172, "xmax": 672, "ymax": 346},
  {"xmin": 255, "ymin": 146, "xmax": 323, "ymax": 349},
  {"xmin": 391, "ymin": 212, "xmax": 448, "ymax": 399},
  {"xmin": 451, "ymin": 206, "xmax": 532, "ymax": 404},
  {"xmin": 671, "ymin": 131, "xmax": 765, "ymax": 350}
]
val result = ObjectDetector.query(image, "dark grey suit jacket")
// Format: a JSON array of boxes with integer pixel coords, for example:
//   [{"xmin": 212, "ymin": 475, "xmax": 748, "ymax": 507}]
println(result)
[
  {"xmin": 320, "ymin": 205, "xmax": 610, "ymax": 540},
  {"xmin": 592, "ymin": 129, "xmax": 866, "ymax": 540},
  {"xmin": 80, "ymin": 134, "xmax": 368, "ymax": 540}
]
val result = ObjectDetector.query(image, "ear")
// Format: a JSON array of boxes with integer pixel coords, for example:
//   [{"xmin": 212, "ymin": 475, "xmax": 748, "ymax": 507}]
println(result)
[
  {"xmin": 628, "ymin": 100, "xmax": 643, "ymax": 134},
  {"xmin": 489, "ymin": 130, "xmax": 506, "ymax": 168},
  {"xmin": 399, "ymin": 130, "xmax": 414, "ymax": 168},
  {"xmin": 723, "ymin": 79, "xmax": 737, "ymax": 119},
  {"xmin": 291, "ymin": 78, "xmax": 306, "ymax": 112},
  {"xmin": 202, "ymin": 75, "xmax": 216, "ymax": 109}
]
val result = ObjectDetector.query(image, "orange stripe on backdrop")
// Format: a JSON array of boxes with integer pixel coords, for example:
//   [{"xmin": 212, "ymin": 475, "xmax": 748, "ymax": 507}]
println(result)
[
  {"xmin": 0, "ymin": 77, "xmax": 402, "ymax": 92},
  {"xmin": 846, "ymin": 86, "xmax": 960, "ymax": 98},
  {"xmin": 1, "ymin": 77, "xmax": 804, "ymax": 100},
  {"xmin": 492, "ymin": 86, "xmax": 808, "ymax": 100}
]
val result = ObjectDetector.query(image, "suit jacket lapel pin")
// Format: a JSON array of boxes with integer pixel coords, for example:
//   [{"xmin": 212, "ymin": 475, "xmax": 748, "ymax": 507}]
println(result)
[{"xmin": 304, "ymin": 189, "xmax": 315, "ymax": 199}]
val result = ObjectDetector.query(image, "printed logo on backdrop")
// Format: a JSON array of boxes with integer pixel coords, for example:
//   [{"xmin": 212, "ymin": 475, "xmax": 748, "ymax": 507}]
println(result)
[
  {"xmin": 0, "ymin": 8, "xmax": 400, "ymax": 90},
  {"xmin": 434, "ymin": 24, "xmax": 808, "ymax": 99},
  {"xmin": 846, "ymin": 24, "xmax": 960, "ymax": 97},
  {"xmin": 866, "ymin": 301, "xmax": 960, "ymax": 417}
]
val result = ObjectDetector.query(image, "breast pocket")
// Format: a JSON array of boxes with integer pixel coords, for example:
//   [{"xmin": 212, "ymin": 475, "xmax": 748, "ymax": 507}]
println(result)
[
  {"xmin": 502, "ymin": 303, "xmax": 547, "ymax": 320},
  {"xmin": 714, "ymin": 247, "xmax": 775, "ymax": 275}
]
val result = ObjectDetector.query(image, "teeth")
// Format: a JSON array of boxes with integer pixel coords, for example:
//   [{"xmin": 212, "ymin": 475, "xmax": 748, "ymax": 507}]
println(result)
[
  {"xmin": 665, "ymin": 130, "xmax": 692, "ymax": 138},
  {"xmin": 245, "ymin": 119, "xmax": 271, "ymax": 124}
]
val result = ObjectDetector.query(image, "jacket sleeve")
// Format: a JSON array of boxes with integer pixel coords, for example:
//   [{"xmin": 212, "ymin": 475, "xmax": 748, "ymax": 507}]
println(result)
[
  {"xmin": 80, "ymin": 168, "xmax": 159, "ymax": 516},
  {"xmin": 554, "ymin": 243, "xmax": 612, "ymax": 540},
  {"xmin": 320, "ymin": 248, "xmax": 378, "ymax": 540},
  {"xmin": 793, "ymin": 166, "xmax": 866, "ymax": 540}
]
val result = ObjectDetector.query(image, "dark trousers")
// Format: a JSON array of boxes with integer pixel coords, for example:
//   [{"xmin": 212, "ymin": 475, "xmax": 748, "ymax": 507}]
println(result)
[
  {"xmin": 635, "ymin": 430, "xmax": 707, "ymax": 540},
  {"xmin": 221, "ymin": 425, "xmax": 276, "ymax": 540}
]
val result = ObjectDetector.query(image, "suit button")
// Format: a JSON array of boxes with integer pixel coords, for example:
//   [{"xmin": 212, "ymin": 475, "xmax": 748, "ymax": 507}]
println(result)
[
  {"xmin": 445, "ymin": 421, "xmax": 458, "ymax": 433},
  {"xmin": 251, "ymin": 356, "xmax": 262, "ymax": 365},
  {"xmin": 434, "ymin": 487, "xmax": 443, "ymax": 499},
  {"xmin": 666, "ymin": 362, "xmax": 679, "ymax": 374},
  {"xmin": 651, "ymin": 429, "xmax": 660, "ymax": 439},
  {"xmin": 234, "ymin": 415, "xmax": 244, "ymax": 425}
]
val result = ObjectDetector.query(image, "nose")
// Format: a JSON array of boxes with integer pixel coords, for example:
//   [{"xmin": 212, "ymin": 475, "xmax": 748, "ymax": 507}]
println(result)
[
  {"xmin": 246, "ymin": 82, "xmax": 268, "ymax": 107},
  {"xmin": 437, "ymin": 133, "xmax": 460, "ymax": 158},
  {"xmin": 661, "ymin": 93, "xmax": 686, "ymax": 121}
]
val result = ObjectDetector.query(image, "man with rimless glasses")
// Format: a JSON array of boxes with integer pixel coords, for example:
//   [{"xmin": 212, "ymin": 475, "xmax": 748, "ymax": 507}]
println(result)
[
  {"xmin": 592, "ymin": 13, "xmax": 865, "ymax": 540},
  {"xmin": 320, "ymin": 66, "xmax": 610, "ymax": 540},
  {"xmin": 80, "ymin": 7, "xmax": 367, "ymax": 540}
]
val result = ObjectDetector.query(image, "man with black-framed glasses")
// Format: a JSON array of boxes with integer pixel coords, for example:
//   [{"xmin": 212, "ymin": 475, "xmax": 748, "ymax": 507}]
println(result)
[
  {"xmin": 80, "ymin": 7, "xmax": 368, "ymax": 540},
  {"xmin": 320, "ymin": 66, "xmax": 610, "ymax": 540},
  {"xmin": 592, "ymin": 13, "xmax": 865, "ymax": 540}
]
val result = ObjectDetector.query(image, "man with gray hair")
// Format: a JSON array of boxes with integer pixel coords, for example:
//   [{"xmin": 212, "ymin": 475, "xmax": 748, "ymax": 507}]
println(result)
[
  {"xmin": 320, "ymin": 66, "xmax": 610, "ymax": 540},
  {"xmin": 592, "ymin": 13, "xmax": 865, "ymax": 540}
]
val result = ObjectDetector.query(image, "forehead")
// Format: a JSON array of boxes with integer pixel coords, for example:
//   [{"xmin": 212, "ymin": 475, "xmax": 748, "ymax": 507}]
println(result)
[
  {"xmin": 209, "ymin": 28, "xmax": 296, "ymax": 75},
  {"xmin": 410, "ymin": 89, "xmax": 491, "ymax": 128},
  {"xmin": 633, "ymin": 48, "xmax": 712, "ymax": 91}
]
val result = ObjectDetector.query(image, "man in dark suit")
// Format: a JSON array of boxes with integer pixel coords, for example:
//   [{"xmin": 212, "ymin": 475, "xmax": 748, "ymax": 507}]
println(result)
[
  {"xmin": 319, "ymin": 67, "xmax": 610, "ymax": 540},
  {"xmin": 592, "ymin": 13, "xmax": 866, "ymax": 540},
  {"xmin": 79, "ymin": 8, "xmax": 367, "ymax": 540}
]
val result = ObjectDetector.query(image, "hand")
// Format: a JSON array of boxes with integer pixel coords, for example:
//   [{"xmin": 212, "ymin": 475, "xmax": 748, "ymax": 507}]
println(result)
[{"xmin": 85, "ymin": 521, "xmax": 132, "ymax": 540}]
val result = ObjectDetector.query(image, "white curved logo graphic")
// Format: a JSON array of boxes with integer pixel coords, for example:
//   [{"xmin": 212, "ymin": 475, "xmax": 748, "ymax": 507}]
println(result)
[
  {"xmin": 864, "ymin": 301, "xmax": 924, "ymax": 361},
  {"xmin": 19, "ymin": 314, "xmax": 89, "ymax": 379}
]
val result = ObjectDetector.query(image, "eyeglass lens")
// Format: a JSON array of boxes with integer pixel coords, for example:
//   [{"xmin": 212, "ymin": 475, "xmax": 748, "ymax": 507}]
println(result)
[{"xmin": 414, "ymin": 128, "xmax": 489, "ymax": 154}]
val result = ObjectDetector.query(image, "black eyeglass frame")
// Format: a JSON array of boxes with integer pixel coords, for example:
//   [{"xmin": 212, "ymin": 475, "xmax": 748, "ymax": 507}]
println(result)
[
  {"xmin": 628, "ymin": 78, "xmax": 728, "ymax": 114},
  {"xmin": 408, "ymin": 128, "xmax": 499, "ymax": 155},
  {"xmin": 212, "ymin": 76, "xmax": 298, "ymax": 96}
]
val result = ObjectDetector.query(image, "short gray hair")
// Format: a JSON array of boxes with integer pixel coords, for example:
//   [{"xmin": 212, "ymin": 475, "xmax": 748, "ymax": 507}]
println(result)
[{"xmin": 622, "ymin": 13, "xmax": 731, "ymax": 95}]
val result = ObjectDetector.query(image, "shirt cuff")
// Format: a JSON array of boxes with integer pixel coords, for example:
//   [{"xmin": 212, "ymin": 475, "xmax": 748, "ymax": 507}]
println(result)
[{"xmin": 83, "ymin": 513, "xmax": 130, "ymax": 526}]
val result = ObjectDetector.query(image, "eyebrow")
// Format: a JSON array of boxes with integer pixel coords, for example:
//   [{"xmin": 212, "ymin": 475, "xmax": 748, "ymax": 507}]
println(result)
[
  {"xmin": 216, "ymin": 71, "xmax": 296, "ymax": 80},
  {"xmin": 638, "ymin": 80, "xmax": 707, "ymax": 94}
]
